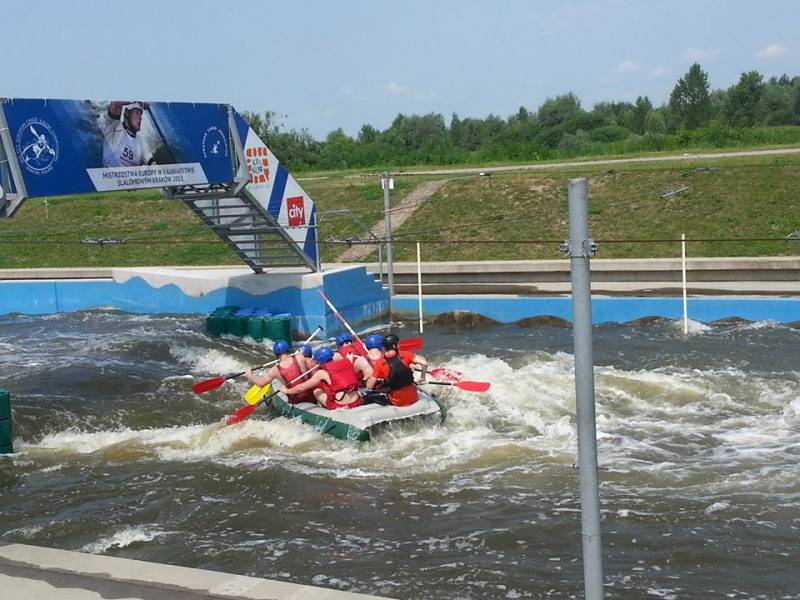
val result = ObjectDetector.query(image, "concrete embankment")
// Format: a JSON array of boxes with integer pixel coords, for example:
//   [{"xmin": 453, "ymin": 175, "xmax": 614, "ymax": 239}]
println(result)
[
  {"xmin": 353, "ymin": 256, "xmax": 800, "ymax": 296},
  {"xmin": 0, "ymin": 542, "xmax": 391, "ymax": 600},
  {"xmin": 4, "ymin": 257, "xmax": 800, "ymax": 297}
]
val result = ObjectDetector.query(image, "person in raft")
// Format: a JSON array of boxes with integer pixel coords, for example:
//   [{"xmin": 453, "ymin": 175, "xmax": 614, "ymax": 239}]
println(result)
[
  {"xmin": 335, "ymin": 332, "xmax": 367, "ymax": 358},
  {"xmin": 296, "ymin": 342, "xmax": 316, "ymax": 372},
  {"xmin": 334, "ymin": 332, "xmax": 375, "ymax": 384},
  {"xmin": 363, "ymin": 334, "xmax": 385, "ymax": 368},
  {"xmin": 244, "ymin": 340, "xmax": 315, "ymax": 405},
  {"xmin": 365, "ymin": 333, "xmax": 428, "ymax": 407},
  {"xmin": 282, "ymin": 346, "xmax": 364, "ymax": 409}
]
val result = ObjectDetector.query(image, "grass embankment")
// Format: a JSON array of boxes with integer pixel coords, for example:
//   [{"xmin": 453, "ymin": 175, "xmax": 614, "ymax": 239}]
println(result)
[{"xmin": 1, "ymin": 153, "xmax": 799, "ymax": 268}]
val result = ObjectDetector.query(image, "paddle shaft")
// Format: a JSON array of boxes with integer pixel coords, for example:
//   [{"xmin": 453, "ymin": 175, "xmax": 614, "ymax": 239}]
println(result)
[
  {"xmin": 193, "ymin": 326, "xmax": 322, "ymax": 394},
  {"xmin": 317, "ymin": 290, "xmax": 365, "ymax": 347},
  {"xmin": 227, "ymin": 363, "xmax": 321, "ymax": 425}
]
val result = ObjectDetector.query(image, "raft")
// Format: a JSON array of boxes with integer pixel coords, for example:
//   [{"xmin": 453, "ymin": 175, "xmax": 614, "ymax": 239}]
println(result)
[{"xmin": 268, "ymin": 385, "xmax": 447, "ymax": 441}]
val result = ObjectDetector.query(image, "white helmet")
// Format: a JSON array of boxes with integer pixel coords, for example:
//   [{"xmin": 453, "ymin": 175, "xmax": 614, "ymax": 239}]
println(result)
[{"xmin": 123, "ymin": 102, "xmax": 144, "ymax": 116}]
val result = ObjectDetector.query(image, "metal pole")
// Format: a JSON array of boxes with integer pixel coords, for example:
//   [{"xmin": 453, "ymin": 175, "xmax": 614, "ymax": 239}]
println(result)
[
  {"xmin": 417, "ymin": 241, "xmax": 424, "ymax": 333},
  {"xmin": 567, "ymin": 178, "xmax": 604, "ymax": 600},
  {"xmin": 681, "ymin": 233, "xmax": 688, "ymax": 334},
  {"xmin": 315, "ymin": 214, "xmax": 322, "ymax": 273},
  {"xmin": 383, "ymin": 172, "xmax": 394, "ymax": 296},
  {"xmin": 378, "ymin": 243, "xmax": 384, "ymax": 286}
]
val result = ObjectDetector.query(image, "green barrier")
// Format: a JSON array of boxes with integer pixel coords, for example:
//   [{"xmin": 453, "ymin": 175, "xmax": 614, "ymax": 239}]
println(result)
[
  {"xmin": 263, "ymin": 314, "xmax": 291, "ymax": 341},
  {"xmin": 0, "ymin": 389, "xmax": 9, "ymax": 421},
  {"xmin": 206, "ymin": 313, "xmax": 226, "ymax": 336},
  {"xmin": 247, "ymin": 317, "xmax": 266, "ymax": 341},
  {"xmin": 0, "ymin": 419, "xmax": 12, "ymax": 455},
  {"xmin": 225, "ymin": 314, "xmax": 249, "ymax": 337}
]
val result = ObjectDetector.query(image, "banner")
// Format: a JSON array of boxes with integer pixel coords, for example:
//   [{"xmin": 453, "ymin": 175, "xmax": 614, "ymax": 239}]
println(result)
[
  {"xmin": 1, "ymin": 98, "xmax": 234, "ymax": 198},
  {"xmin": 234, "ymin": 111, "xmax": 317, "ymax": 264}
]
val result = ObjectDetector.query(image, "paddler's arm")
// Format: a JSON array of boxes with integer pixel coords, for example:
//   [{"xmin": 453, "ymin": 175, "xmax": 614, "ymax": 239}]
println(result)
[
  {"xmin": 245, "ymin": 365, "xmax": 277, "ymax": 388},
  {"xmin": 283, "ymin": 370, "xmax": 326, "ymax": 395},
  {"xmin": 411, "ymin": 353, "xmax": 428, "ymax": 383}
]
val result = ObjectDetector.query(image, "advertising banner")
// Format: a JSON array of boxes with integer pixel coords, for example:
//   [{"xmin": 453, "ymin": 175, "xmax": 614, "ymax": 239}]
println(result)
[
  {"xmin": 1, "ymin": 98, "xmax": 234, "ymax": 198},
  {"xmin": 234, "ymin": 111, "xmax": 317, "ymax": 265}
]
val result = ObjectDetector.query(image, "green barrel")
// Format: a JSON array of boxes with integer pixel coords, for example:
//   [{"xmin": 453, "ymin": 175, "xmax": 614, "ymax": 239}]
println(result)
[
  {"xmin": 0, "ymin": 389, "xmax": 9, "ymax": 421},
  {"xmin": 263, "ymin": 314, "xmax": 292, "ymax": 341},
  {"xmin": 225, "ymin": 314, "xmax": 249, "ymax": 337},
  {"xmin": 0, "ymin": 389, "xmax": 11, "ymax": 454},
  {"xmin": 247, "ymin": 316, "xmax": 266, "ymax": 341},
  {"xmin": 206, "ymin": 312, "xmax": 227, "ymax": 336}
]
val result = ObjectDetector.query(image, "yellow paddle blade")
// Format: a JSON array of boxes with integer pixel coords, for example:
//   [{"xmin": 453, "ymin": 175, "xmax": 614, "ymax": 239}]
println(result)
[{"xmin": 244, "ymin": 384, "xmax": 271, "ymax": 405}]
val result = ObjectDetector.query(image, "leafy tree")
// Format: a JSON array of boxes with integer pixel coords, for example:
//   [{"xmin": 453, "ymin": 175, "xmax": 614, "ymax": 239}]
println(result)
[
  {"xmin": 669, "ymin": 63, "xmax": 712, "ymax": 129},
  {"xmin": 725, "ymin": 71, "xmax": 765, "ymax": 127},
  {"xmin": 357, "ymin": 124, "xmax": 379, "ymax": 144},
  {"xmin": 630, "ymin": 96, "xmax": 653, "ymax": 134},
  {"xmin": 537, "ymin": 93, "xmax": 582, "ymax": 128}
]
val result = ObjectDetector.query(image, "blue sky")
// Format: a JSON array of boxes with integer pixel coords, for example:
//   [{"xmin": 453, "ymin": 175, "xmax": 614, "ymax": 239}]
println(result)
[{"xmin": 2, "ymin": 0, "xmax": 797, "ymax": 139}]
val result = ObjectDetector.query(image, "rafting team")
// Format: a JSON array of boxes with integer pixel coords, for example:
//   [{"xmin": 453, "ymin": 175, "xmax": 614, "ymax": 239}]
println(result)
[{"xmin": 244, "ymin": 333, "xmax": 428, "ymax": 410}]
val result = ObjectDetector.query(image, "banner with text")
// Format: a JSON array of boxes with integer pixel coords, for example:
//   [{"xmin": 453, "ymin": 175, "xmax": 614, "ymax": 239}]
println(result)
[
  {"xmin": 234, "ymin": 110, "xmax": 317, "ymax": 265},
  {"xmin": 1, "ymin": 98, "xmax": 234, "ymax": 198}
]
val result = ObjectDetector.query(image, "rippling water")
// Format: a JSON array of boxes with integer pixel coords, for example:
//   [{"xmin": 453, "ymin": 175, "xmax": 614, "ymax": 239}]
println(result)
[{"xmin": 1, "ymin": 309, "xmax": 799, "ymax": 599}]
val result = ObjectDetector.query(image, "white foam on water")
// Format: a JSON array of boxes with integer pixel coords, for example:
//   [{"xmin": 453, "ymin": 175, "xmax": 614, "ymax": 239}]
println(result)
[
  {"xmin": 668, "ymin": 318, "xmax": 711, "ymax": 335},
  {"xmin": 4, "ymin": 524, "xmax": 44, "ymax": 538},
  {"xmin": 704, "ymin": 501, "xmax": 730, "ymax": 514},
  {"xmin": 15, "ymin": 347, "xmax": 800, "ymax": 502},
  {"xmin": 81, "ymin": 525, "xmax": 167, "ymax": 554},
  {"xmin": 169, "ymin": 344, "xmax": 250, "ymax": 375}
]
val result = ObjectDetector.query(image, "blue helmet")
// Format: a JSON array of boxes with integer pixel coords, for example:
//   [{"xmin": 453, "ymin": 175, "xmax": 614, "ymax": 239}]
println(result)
[
  {"xmin": 365, "ymin": 334, "xmax": 383, "ymax": 350},
  {"xmin": 313, "ymin": 346, "xmax": 334, "ymax": 364},
  {"xmin": 298, "ymin": 343, "xmax": 313, "ymax": 357},
  {"xmin": 272, "ymin": 340, "xmax": 290, "ymax": 356},
  {"xmin": 335, "ymin": 332, "xmax": 353, "ymax": 347}
]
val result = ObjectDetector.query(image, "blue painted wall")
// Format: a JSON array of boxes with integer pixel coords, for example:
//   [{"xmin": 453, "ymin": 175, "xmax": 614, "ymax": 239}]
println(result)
[
  {"xmin": 392, "ymin": 295, "xmax": 800, "ymax": 324},
  {"xmin": 0, "ymin": 266, "xmax": 389, "ymax": 336}
]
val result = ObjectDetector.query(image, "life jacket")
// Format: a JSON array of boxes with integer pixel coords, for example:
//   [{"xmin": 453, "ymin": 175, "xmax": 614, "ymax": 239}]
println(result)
[
  {"xmin": 385, "ymin": 352, "xmax": 414, "ymax": 389},
  {"xmin": 277, "ymin": 356, "xmax": 314, "ymax": 403},
  {"xmin": 340, "ymin": 342, "xmax": 367, "ymax": 359},
  {"xmin": 320, "ymin": 358, "xmax": 360, "ymax": 403}
]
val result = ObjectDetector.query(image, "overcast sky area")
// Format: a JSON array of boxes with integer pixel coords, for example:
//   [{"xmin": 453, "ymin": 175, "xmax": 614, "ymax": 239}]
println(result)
[{"xmin": 2, "ymin": 0, "xmax": 797, "ymax": 139}]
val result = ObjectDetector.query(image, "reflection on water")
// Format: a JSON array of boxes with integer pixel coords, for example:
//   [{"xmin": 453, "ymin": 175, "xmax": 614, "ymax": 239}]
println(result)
[{"xmin": 1, "ymin": 310, "xmax": 799, "ymax": 599}]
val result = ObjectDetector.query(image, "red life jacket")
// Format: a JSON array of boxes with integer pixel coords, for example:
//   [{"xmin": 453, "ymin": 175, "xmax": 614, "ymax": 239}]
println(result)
[
  {"xmin": 341, "ymin": 342, "xmax": 367, "ymax": 359},
  {"xmin": 277, "ymin": 356, "xmax": 315, "ymax": 403},
  {"xmin": 320, "ymin": 358, "xmax": 360, "ymax": 407}
]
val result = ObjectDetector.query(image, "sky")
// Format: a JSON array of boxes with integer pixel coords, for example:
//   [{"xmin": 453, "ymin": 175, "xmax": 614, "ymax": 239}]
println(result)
[{"xmin": 2, "ymin": 0, "xmax": 797, "ymax": 139}]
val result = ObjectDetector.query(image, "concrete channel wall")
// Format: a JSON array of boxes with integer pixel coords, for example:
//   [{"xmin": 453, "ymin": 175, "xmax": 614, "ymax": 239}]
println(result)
[{"xmin": 356, "ymin": 256, "xmax": 800, "ymax": 296}]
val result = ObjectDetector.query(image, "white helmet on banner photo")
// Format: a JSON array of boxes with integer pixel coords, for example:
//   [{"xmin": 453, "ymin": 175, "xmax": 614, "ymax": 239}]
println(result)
[{"xmin": 122, "ymin": 102, "xmax": 145, "ymax": 135}]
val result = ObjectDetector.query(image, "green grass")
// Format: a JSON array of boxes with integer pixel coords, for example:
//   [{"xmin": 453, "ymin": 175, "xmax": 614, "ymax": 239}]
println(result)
[
  {"xmin": 0, "ymin": 190, "xmax": 239, "ymax": 268},
  {"xmin": 1, "ymin": 151, "xmax": 799, "ymax": 268},
  {"xmin": 385, "ymin": 154, "xmax": 800, "ymax": 261}
]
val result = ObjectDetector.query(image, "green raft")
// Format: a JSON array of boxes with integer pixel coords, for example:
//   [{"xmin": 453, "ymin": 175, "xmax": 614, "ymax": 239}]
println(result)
[{"xmin": 268, "ymin": 386, "xmax": 447, "ymax": 442}]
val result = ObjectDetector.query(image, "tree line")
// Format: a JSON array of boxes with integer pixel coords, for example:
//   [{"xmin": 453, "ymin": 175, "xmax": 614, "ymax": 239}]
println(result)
[{"xmin": 241, "ymin": 64, "xmax": 800, "ymax": 171}]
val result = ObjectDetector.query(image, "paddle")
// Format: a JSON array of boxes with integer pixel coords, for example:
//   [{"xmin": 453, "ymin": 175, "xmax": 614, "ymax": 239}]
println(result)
[
  {"xmin": 318, "ymin": 290, "xmax": 371, "ymax": 355},
  {"xmin": 226, "ymin": 364, "xmax": 320, "ymax": 426},
  {"xmin": 244, "ymin": 383, "xmax": 271, "ymax": 405},
  {"xmin": 192, "ymin": 326, "xmax": 322, "ymax": 395},
  {"xmin": 429, "ymin": 368, "xmax": 463, "ymax": 382},
  {"xmin": 398, "ymin": 337, "xmax": 423, "ymax": 352},
  {"xmin": 423, "ymin": 380, "xmax": 491, "ymax": 393}
]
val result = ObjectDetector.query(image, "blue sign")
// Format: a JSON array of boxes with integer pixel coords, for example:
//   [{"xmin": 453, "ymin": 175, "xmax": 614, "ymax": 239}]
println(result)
[{"xmin": 1, "ymin": 98, "xmax": 234, "ymax": 198}]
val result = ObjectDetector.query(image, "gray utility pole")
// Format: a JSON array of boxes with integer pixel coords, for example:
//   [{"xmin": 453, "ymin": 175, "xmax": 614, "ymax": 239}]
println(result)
[
  {"xmin": 566, "ymin": 178, "xmax": 604, "ymax": 600},
  {"xmin": 382, "ymin": 171, "xmax": 394, "ymax": 296}
]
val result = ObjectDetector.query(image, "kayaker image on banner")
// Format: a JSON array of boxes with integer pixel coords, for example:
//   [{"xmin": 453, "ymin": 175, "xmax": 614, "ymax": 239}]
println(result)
[{"xmin": 1, "ymin": 97, "xmax": 234, "ymax": 198}]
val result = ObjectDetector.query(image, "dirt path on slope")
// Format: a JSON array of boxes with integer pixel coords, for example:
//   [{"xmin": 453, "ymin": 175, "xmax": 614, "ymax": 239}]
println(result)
[{"xmin": 335, "ymin": 179, "xmax": 449, "ymax": 262}]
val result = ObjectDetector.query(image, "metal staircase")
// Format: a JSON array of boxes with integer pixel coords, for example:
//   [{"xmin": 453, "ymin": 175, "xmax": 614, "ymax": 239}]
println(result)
[{"xmin": 168, "ymin": 183, "xmax": 317, "ymax": 273}]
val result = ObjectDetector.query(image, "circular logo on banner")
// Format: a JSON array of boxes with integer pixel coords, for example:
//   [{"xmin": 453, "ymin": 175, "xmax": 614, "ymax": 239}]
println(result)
[
  {"xmin": 202, "ymin": 126, "xmax": 229, "ymax": 159},
  {"xmin": 15, "ymin": 118, "xmax": 60, "ymax": 175},
  {"xmin": 245, "ymin": 145, "xmax": 269, "ymax": 184}
]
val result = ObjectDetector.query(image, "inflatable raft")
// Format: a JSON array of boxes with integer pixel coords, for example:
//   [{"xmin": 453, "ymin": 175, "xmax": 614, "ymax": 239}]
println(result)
[{"xmin": 267, "ymin": 385, "xmax": 447, "ymax": 441}]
